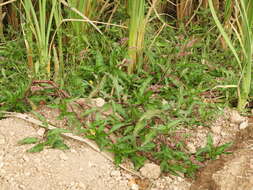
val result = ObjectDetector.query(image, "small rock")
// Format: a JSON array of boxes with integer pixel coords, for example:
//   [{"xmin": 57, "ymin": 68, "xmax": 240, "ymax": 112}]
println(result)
[
  {"xmin": 22, "ymin": 155, "xmax": 29, "ymax": 162},
  {"xmin": 186, "ymin": 142, "xmax": 196, "ymax": 153},
  {"xmin": 37, "ymin": 128, "xmax": 45, "ymax": 136},
  {"xmin": 130, "ymin": 184, "xmax": 139, "ymax": 190},
  {"xmin": 124, "ymin": 174, "xmax": 132, "ymax": 179},
  {"xmin": 0, "ymin": 161, "xmax": 4, "ymax": 169},
  {"xmin": 94, "ymin": 98, "xmax": 105, "ymax": 107},
  {"xmin": 230, "ymin": 110, "xmax": 245, "ymax": 124},
  {"xmin": 140, "ymin": 163, "xmax": 161, "ymax": 179},
  {"xmin": 211, "ymin": 125, "xmax": 221, "ymax": 134},
  {"xmin": 59, "ymin": 153, "xmax": 68, "ymax": 161},
  {"xmin": 25, "ymin": 172, "xmax": 31, "ymax": 176},
  {"xmin": 239, "ymin": 120, "xmax": 248, "ymax": 130},
  {"xmin": 110, "ymin": 170, "xmax": 121, "ymax": 177},
  {"xmin": 0, "ymin": 135, "xmax": 5, "ymax": 144}
]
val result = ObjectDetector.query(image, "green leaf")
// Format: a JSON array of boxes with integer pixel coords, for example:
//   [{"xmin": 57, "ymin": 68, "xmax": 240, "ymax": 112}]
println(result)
[
  {"xmin": 139, "ymin": 77, "xmax": 153, "ymax": 95},
  {"xmin": 141, "ymin": 129, "xmax": 157, "ymax": 146},
  {"xmin": 160, "ymin": 160, "xmax": 169, "ymax": 172},
  {"xmin": 112, "ymin": 102, "xmax": 126, "ymax": 118},
  {"xmin": 27, "ymin": 143, "xmax": 44, "ymax": 153},
  {"xmin": 96, "ymin": 50, "xmax": 104, "ymax": 67},
  {"xmin": 207, "ymin": 133, "xmax": 214, "ymax": 147},
  {"xmin": 109, "ymin": 123, "xmax": 127, "ymax": 134},
  {"xmin": 156, "ymin": 120, "xmax": 181, "ymax": 133},
  {"xmin": 18, "ymin": 137, "xmax": 39, "ymax": 145},
  {"xmin": 47, "ymin": 128, "xmax": 69, "ymax": 136},
  {"xmin": 133, "ymin": 120, "xmax": 147, "ymax": 137},
  {"xmin": 131, "ymin": 155, "xmax": 146, "ymax": 170},
  {"xmin": 139, "ymin": 109, "xmax": 162, "ymax": 122},
  {"xmin": 52, "ymin": 140, "xmax": 69, "ymax": 150},
  {"xmin": 138, "ymin": 142, "xmax": 156, "ymax": 151},
  {"xmin": 114, "ymin": 154, "xmax": 123, "ymax": 166},
  {"xmin": 32, "ymin": 111, "xmax": 49, "ymax": 128}
]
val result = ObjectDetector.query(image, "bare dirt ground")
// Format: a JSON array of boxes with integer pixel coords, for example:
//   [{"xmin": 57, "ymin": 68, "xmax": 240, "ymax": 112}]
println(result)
[{"xmin": 0, "ymin": 107, "xmax": 253, "ymax": 190}]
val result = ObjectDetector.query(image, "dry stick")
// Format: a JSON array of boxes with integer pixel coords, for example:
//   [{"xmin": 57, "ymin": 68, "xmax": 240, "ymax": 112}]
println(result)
[
  {"xmin": 0, "ymin": 0, "xmax": 16, "ymax": 7},
  {"xmin": 2, "ymin": 111, "xmax": 143, "ymax": 178}
]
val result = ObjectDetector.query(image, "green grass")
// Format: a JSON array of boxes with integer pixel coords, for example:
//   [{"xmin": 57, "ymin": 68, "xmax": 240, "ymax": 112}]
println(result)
[{"xmin": 0, "ymin": 7, "xmax": 241, "ymax": 177}]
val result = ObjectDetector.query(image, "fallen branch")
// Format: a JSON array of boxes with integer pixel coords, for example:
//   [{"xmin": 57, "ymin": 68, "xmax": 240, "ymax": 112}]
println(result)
[{"xmin": 1, "ymin": 111, "xmax": 143, "ymax": 178}]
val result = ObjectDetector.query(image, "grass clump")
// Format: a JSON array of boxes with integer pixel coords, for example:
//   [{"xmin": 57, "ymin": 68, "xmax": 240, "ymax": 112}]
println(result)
[{"xmin": 0, "ymin": 1, "xmax": 245, "ymax": 178}]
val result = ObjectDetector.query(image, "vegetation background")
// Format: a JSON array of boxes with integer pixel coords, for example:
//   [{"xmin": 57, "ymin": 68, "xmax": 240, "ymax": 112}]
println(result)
[{"xmin": 0, "ymin": 0, "xmax": 252, "ymax": 177}]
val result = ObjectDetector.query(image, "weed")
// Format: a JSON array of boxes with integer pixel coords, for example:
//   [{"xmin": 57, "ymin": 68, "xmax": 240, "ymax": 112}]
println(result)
[
  {"xmin": 18, "ymin": 128, "xmax": 70, "ymax": 153},
  {"xmin": 195, "ymin": 134, "xmax": 232, "ymax": 161}
]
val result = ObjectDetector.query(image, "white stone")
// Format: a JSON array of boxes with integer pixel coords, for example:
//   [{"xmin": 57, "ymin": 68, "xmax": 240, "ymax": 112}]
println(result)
[
  {"xmin": 140, "ymin": 163, "xmax": 161, "ymax": 179},
  {"xmin": 94, "ymin": 98, "xmax": 105, "ymax": 107},
  {"xmin": 130, "ymin": 184, "xmax": 139, "ymax": 190},
  {"xmin": 186, "ymin": 142, "xmax": 197, "ymax": 154},
  {"xmin": 230, "ymin": 110, "xmax": 245, "ymax": 124},
  {"xmin": 37, "ymin": 128, "xmax": 45, "ymax": 136},
  {"xmin": 110, "ymin": 170, "xmax": 121, "ymax": 177},
  {"xmin": 239, "ymin": 121, "xmax": 248, "ymax": 130},
  {"xmin": 0, "ymin": 161, "xmax": 4, "ymax": 169},
  {"xmin": 211, "ymin": 125, "xmax": 221, "ymax": 134}
]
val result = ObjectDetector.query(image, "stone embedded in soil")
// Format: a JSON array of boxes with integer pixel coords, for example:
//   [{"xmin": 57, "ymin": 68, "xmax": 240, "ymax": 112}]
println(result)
[
  {"xmin": 239, "ymin": 120, "xmax": 248, "ymax": 130},
  {"xmin": 140, "ymin": 163, "xmax": 161, "ymax": 179},
  {"xmin": 230, "ymin": 110, "xmax": 245, "ymax": 124},
  {"xmin": 93, "ymin": 98, "xmax": 105, "ymax": 107},
  {"xmin": 37, "ymin": 128, "xmax": 45, "ymax": 136},
  {"xmin": 186, "ymin": 142, "xmax": 197, "ymax": 153},
  {"xmin": 110, "ymin": 170, "xmax": 121, "ymax": 177},
  {"xmin": 59, "ymin": 153, "xmax": 68, "ymax": 161},
  {"xmin": 130, "ymin": 183, "xmax": 139, "ymax": 190},
  {"xmin": 211, "ymin": 125, "xmax": 221, "ymax": 134}
]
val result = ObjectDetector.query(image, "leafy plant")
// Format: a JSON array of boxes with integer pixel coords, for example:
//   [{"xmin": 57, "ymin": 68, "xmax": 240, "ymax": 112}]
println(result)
[
  {"xmin": 208, "ymin": 0, "xmax": 253, "ymax": 110},
  {"xmin": 195, "ymin": 133, "xmax": 232, "ymax": 161},
  {"xmin": 19, "ymin": 128, "xmax": 70, "ymax": 153},
  {"xmin": 21, "ymin": 0, "xmax": 60, "ymax": 78}
]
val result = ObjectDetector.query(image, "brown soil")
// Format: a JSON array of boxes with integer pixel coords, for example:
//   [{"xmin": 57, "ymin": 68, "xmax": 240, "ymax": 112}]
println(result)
[{"xmin": 190, "ymin": 125, "xmax": 253, "ymax": 190}]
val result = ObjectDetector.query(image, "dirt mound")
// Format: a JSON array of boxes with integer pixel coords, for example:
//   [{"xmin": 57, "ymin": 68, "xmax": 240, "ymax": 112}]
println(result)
[
  {"xmin": 190, "ymin": 126, "xmax": 253, "ymax": 190},
  {"xmin": 0, "ymin": 118, "xmax": 130, "ymax": 190}
]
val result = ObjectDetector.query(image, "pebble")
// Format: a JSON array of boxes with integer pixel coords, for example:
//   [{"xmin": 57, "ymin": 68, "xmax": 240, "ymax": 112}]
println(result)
[
  {"xmin": 230, "ymin": 110, "xmax": 245, "ymax": 124},
  {"xmin": 110, "ymin": 170, "xmax": 121, "ymax": 177},
  {"xmin": 94, "ymin": 98, "xmax": 105, "ymax": 107},
  {"xmin": 37, "ymin": 128, "xmax": 45, "ymax": 136},
  {"xmin": 211, "ymin": 125, "xmax": 221, "ymax": 134},
  {"xmin": 0, "ymin": 137, "xmax": 5, "ymax": 144},
  {"xmin": 0, "ymin": 161, "xmax": 4, "ymax": 169},
  {"xmin": 59, "ymin": 153, "xmax": 68, "ymax": 161},
  {"xmin": 22, "ymin": 155, "xmax": 29, "ymax": 162},
  {"xmin": 140, "ymin": 163, "xmax": 161, "ymax": 179},
  {"xmin": 239, "ymin": 120, "xmax": 248, "ymax": 130},
  {"xmin": 130, "ymin": 184, "xmax": 139, "ymax": 190},
  {"xmin": 186, "ymin": 142, "xmax": 196, "ymax": 154}
]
